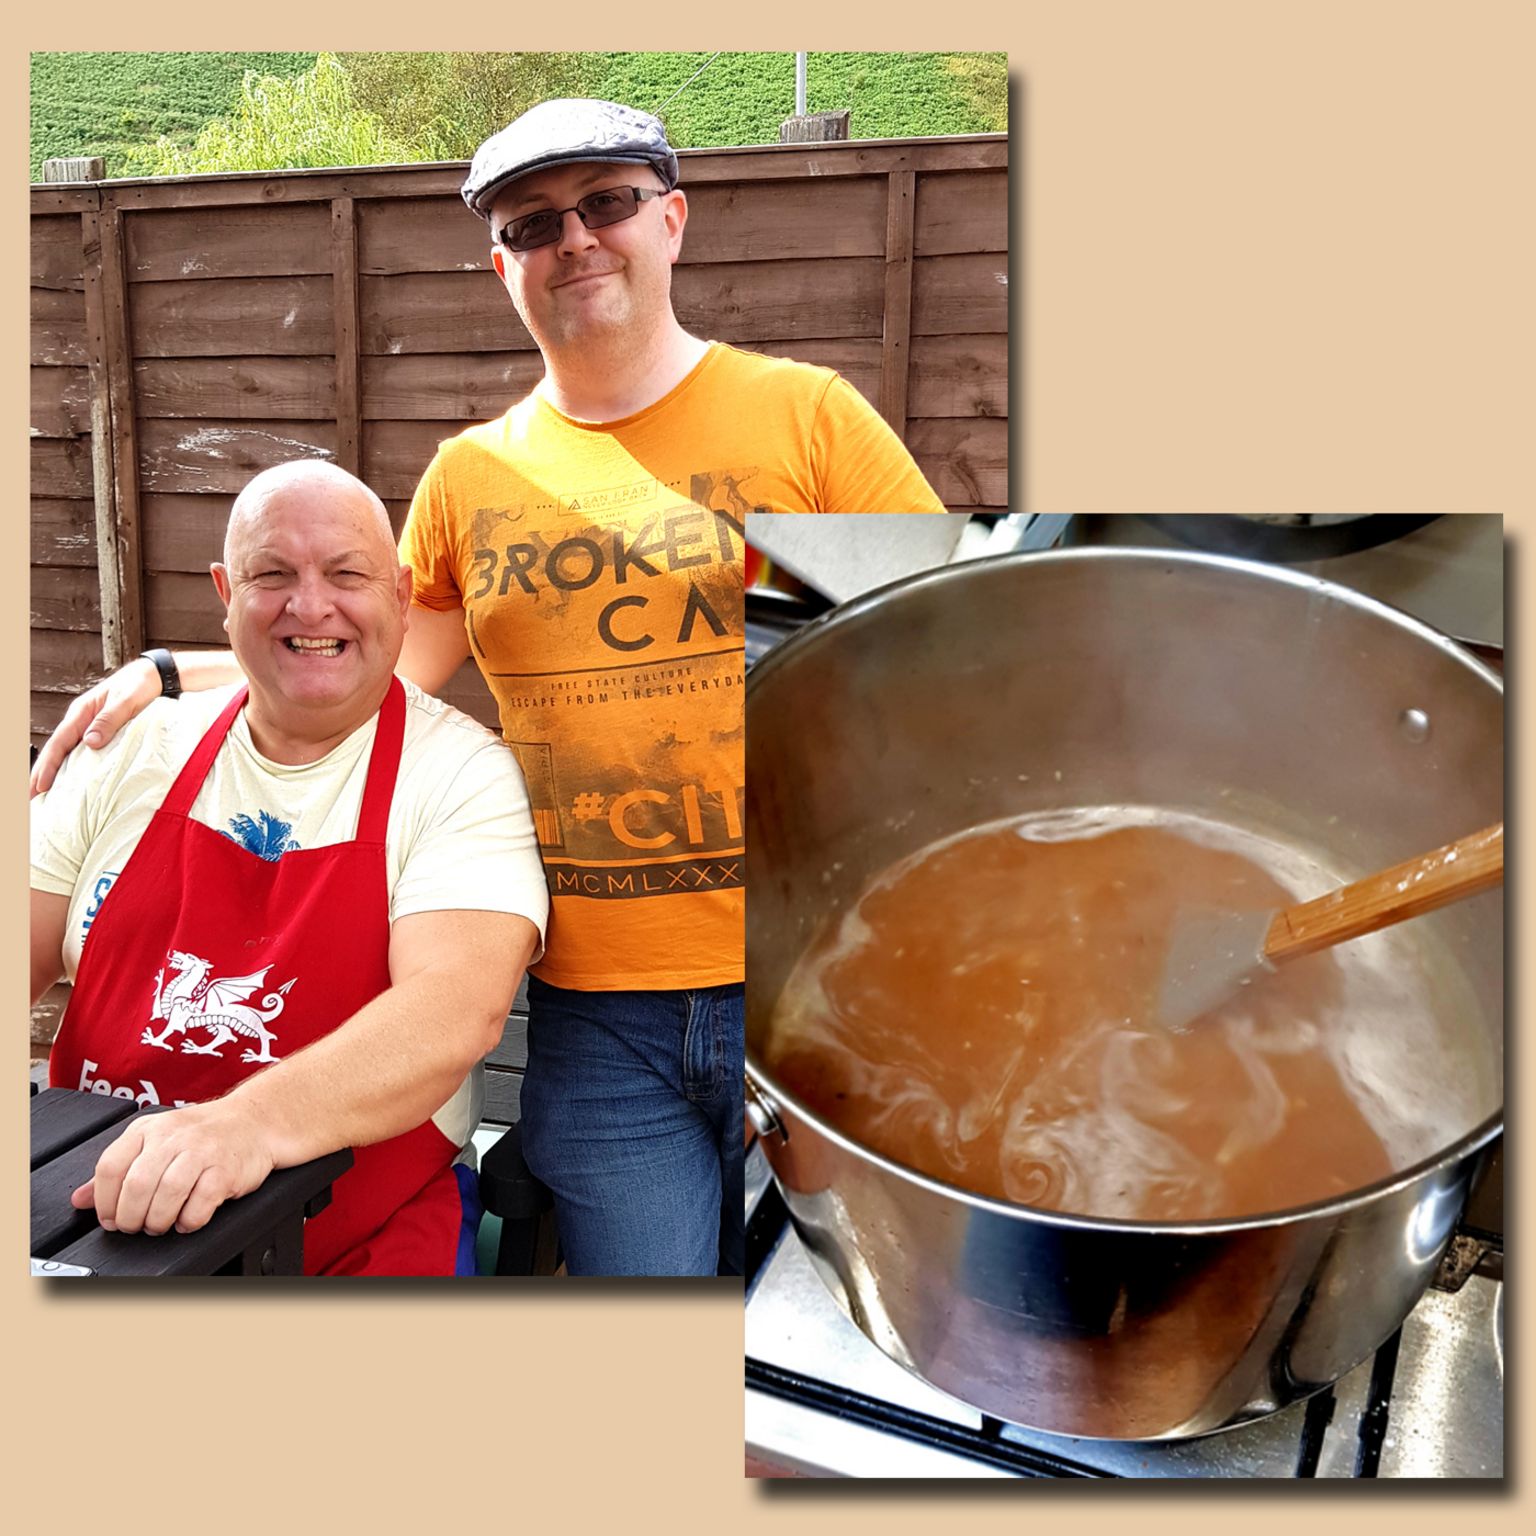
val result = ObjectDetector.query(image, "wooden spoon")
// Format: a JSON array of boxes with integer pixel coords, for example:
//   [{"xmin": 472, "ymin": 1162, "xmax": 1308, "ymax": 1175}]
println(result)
[{"xmin": 1158, "ymin": 822, "xmax": 1503, "ymax": 1031}]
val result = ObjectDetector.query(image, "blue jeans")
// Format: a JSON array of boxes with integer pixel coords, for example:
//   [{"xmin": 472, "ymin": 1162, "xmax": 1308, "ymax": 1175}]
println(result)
[{"xmin": 519, "ymin": 975, "xmax": 744, "ymax": 1278}]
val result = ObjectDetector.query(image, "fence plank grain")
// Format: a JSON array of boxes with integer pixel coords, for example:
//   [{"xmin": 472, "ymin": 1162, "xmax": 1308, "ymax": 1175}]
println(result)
[
  {"xmin": 125, "ymin": 201, "xmax": 331, "ymax": 282},
  {"xmin": 137, "ymin": 418, "xmax": 339, "ymax": 494},
  {"xmin": 139, "ymin": 493, "xmax": 236, "ymax": 572},
  {"xmin": 911, "ymin": 252, "xmax": 1010, "ymax": 335},
  {"xmin": 30, "ymin": 367, "xmax": 93, "ymax": 438},
  {"xmin": 907, "ymin": 416, "xmax": 1010, "ymax": 506},
  {"xmin": 129, "ymin": 274, "xmax": 334, "ymax": 357},
  {"xmin": 31, "ymin": 436, "xmax": 94, "ymax": 497},
  {"xmin": 31, "ymin": 566, "xmax": 102, "ymax": 632},
  {"xmin": 135, "ymin": 356, "xmax": 336, "ymax": 419},
  {"xmin": 913, "ymin": 169, "xmax": 1010, "ymax": 257},
  {"xmin": 32, "ymin": 499, "xmax": 98, "ymax": 568},
  {"xmin": 32, "ymin": 215, "xmax": 87, "ymax": 291},
  {"xmin": 907, "ymin": 334, "xmax": 1009, "ymax": 418}
]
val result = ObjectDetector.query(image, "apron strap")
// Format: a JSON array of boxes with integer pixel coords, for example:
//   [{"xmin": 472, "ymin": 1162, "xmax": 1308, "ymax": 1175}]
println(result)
[
  {"xmin": 160, "ymin": 679, "xmax": 404, "ymax": 840},
  {"xmin": 355, "ymin": 677, "xmax": 407, "ymax": 845},
  {"xmin": 160, "ymin": 686, "xmax": 250, "ymax": 817}
]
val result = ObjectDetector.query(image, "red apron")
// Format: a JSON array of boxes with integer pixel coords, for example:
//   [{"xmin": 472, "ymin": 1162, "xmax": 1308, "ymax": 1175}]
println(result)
[{"xmin": 49, "ymin": 679, "xmax": 464, "ymax": 1276}]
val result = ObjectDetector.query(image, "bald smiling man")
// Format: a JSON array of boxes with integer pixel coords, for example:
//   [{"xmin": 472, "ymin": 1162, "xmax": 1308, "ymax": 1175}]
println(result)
[{"xmin": 29, "ymin": 463, "xmax": 549, "ymax": 1276}]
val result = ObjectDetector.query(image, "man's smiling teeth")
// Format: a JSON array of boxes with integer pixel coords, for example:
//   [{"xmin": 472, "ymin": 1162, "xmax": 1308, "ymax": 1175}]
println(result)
[{"xmin": 286, "ymin": 638, "xmax": 345, "ymax": 656}]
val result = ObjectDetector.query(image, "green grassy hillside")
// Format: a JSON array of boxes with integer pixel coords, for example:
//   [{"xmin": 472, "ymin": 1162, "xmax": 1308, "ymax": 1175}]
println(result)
[
  {"xmin": 31, "ymin": 51, "xmax": 1006, "ymax": 180},
  {"xmin": 30, "ymin": 52, "xmax": 319, "ymax": 178},
  {"xmin": 597, "ymin": 52, "xmax": 1008, "ymax": 147}
]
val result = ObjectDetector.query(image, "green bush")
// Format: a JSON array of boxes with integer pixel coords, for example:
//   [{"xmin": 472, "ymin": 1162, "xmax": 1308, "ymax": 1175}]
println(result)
[
  {"xmin": 338, "ymin": 52, "xmax": 594, "ymax": 162},
  {"xmin": 130, "ymin": 55, "xmax": 413, "ymax": 176}
]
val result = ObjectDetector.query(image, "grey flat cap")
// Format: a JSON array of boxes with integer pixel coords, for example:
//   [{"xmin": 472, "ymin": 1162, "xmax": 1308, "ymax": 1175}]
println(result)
[{"xmin": 462, "ymin": 98, "xmax": 680, "ymax": 221}]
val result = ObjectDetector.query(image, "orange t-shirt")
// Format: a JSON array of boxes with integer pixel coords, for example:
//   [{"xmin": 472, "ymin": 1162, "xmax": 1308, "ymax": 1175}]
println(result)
[{"xmin": 400, "ymin": 346, "xmax": 942, "ymax": 988}]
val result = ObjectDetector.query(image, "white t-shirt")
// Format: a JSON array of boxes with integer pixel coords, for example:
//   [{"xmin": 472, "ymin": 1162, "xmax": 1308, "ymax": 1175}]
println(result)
[{"xmin": 31, "ymin": 680, "xmax": 550, "ymax": 1146}]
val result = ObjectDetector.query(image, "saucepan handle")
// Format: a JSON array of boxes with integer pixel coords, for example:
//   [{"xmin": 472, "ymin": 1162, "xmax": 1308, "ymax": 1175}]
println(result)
[{"xmin": 744, "ymin": 1072, "xmax": 787, "ymax": 1144}]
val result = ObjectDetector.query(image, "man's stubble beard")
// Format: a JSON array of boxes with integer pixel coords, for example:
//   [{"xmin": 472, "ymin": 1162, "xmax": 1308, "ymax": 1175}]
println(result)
[{"xmin": 516, "ymin": 253, "xmax": 673, "ymax": 367}]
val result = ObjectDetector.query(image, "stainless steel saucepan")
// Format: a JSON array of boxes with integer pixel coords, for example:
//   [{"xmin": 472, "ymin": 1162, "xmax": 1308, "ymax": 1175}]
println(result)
[{"xmin": 745, "ymin": 547, "xmax": 1503, "ymax": 1440}]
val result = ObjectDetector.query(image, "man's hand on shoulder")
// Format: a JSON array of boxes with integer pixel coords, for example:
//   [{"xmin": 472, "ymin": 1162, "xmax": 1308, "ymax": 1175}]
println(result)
[
  {"xmin": 29, "ymin": 658, "xmax": 163, "ymax": 798},
  {"xmin": 71, "ymin": 1100, "xmax": 277, "ymax": 1236}
]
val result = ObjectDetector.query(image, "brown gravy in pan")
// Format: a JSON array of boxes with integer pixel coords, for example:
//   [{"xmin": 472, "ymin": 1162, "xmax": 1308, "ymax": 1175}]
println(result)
[{"xmin": 763, "ymin": 808, "xmax": 1465, "ymax": 1222}]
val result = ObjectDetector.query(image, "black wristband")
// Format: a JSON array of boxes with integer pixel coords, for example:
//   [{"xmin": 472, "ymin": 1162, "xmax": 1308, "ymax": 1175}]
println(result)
[{"xmin": 139, "ymin": 647, "xmax": 182, "ymax": 700}]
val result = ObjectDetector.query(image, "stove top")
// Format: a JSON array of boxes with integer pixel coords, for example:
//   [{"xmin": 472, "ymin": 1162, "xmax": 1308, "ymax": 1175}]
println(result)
[{"xmin": 743, "ymin": 514, "xmax": 1504, "ymax": 1479}]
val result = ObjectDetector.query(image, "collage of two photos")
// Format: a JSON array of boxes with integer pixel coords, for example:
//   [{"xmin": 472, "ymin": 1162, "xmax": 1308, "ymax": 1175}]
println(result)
[{"xmin": 27, "ymin": 51, "xmax": 1505, "ymax": 1487}]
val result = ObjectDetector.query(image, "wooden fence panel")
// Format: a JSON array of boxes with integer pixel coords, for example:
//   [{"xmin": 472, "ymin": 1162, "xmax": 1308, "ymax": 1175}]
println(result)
[
  {"xmin": 134, "ymin": 356, "xmax": 336, "ymax": 419},
  {"xmin": 32, "ymin": 567, "xmax": 102, "ymax": 633},
  {"xmin": 362, "ymin": 352, "xmax": 546, "ymax": 421},
  {"xmin": 129, "ymin": 274, "xmax": 334, "ymax": 357},
  {"xmin": 914, "ymin": 170, "xmax": 1010, "ymax": 257},
  {"xmin": 138, "ymin": 493, "xmax": 235, "ymax": 572},
  {"xmin": 137, "ymin": 418, "xmax": 339, "ymax": 493},
  {"xmin": 911, "ymin": 252, "xmax": 1010, "ymax": 335},
  {"xmin": 906, "ymin": 416, "xmax": 1009, "ymax": 506},
  {"xmin": 31, "ymin": 135, "xmax": 1009, "ymax": 741},
  {"xmin": 32, "ymin": 436, "xmax": 94, "ymax": 497},
  {"xmin": 32, "ymin": 499, "xmax": 98, "ymax": 567},
  {"xmin": 671, "ymin": 257, "xmax": 886, "ymax": 342},
  {"xmin": 361, "ymin": 270, "xmax": 531, "ymax": 355},
  {"xmin": 32, "ymin": 287, "xmax": 88, "ymax": 365},
  {"xmin": 907, "ymin": 334, "xmax": 1009, "ymax": 419},
  {"xmin": 144, "ymin": 570, "xmax": 227, "ymax": 645},
  {"xmin": 125, "ymin": 202, "xmax": 332, "ymax": 281},
  {"xmin": 32, "ymin": 629, "xmax": 108, "ymax": 694},
  {"xmin": 30, "ymin": 367, "xmax": 93, "ymax": 438},
  {"xmin": 32, "ymin": 215, "xmax": 86, "ymax": 291}
]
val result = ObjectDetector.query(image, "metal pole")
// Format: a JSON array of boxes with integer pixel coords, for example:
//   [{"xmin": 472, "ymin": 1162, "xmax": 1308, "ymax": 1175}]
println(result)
[{"xmin": 796, "ymin": 52, "xmax": 807, "ymax": 116}]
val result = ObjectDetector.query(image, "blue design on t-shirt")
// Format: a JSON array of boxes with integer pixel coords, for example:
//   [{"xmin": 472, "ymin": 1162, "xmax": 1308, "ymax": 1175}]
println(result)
[
  {"xmin": 222, "ymin": 810, "xmax": 302, "ymax": 861},
  {"xmin": 81, "ymin": 870, "xmax": 120, "ymax": 943}
]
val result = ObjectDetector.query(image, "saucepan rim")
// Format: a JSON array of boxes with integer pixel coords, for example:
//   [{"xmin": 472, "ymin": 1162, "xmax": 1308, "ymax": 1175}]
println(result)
[{"xmin": 745, "ymin": 543, "xmax": 1506, "ymax": 1239}]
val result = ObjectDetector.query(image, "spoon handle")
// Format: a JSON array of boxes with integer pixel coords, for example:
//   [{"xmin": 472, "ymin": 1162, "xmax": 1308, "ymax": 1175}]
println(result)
[{"xmin": 1263, "ymin": 822, "xmax": 1504, "ymax": 964}]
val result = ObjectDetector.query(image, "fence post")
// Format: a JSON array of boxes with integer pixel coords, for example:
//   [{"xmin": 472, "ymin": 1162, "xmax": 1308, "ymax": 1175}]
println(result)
[
  {"xmin": 42, "ymin": 157, "xmax": 105, "ymax": 183},
  {"xmin": 778, "ymin": 110, "xmax": 850, "ymax": 144},
  {"xmin": 331, "ymin": 197, "xmax": 362, "ymax": 478},
  {"xmin": 878, "ymin": 168, "xmax": 916, "ymax": 436},
  {"xmin": 92, "ymin": 199, "xmax": 145, "ymax": 665}
]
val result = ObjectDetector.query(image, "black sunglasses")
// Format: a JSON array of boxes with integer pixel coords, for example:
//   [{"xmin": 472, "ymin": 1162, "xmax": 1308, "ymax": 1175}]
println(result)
[{"xmin": 496, "ymin": 185, "xmax": 666, "ymax": 253}]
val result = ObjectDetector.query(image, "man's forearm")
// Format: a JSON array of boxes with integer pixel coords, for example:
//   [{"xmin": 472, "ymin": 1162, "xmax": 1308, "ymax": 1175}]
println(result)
[
  {"xmin": 223, "ymin": 911, "xmax": 537, "ymax": 1166},
  {"xmin": 167, "ymin": 650, "xmax": 246, "ymax": 691},
  {"xmin": 224, "ymin": 966, "xmax": 507, "ymax": 1166}
]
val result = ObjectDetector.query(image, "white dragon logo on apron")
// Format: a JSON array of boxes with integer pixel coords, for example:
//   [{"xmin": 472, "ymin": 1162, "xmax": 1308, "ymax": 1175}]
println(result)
[{"xmin": 141, "ymin": 949, "xmax": 296, "ymax": 1063}]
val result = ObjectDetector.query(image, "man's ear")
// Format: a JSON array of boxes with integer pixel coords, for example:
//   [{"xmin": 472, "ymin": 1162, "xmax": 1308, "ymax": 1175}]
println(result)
[
  {"xmin": 210, "ymin": 563, "xmax": 232, "ymax": 634},
  {"xmin": 491, "ymin": 243, "xmax": 508, "ymax": 282},
  {"xmin": 395, "ymin": 564, "xmax": 413, "ymax": 618},
  {"xmin": 662, "ymin": 189, "xmax": 688, "ymax": 263}
]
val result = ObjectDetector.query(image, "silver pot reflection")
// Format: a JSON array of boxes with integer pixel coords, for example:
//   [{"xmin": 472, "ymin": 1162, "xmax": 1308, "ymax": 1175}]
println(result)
[{"xmin": 745, "ymin": 548, "xmax": 1502, "ymax": 1440}]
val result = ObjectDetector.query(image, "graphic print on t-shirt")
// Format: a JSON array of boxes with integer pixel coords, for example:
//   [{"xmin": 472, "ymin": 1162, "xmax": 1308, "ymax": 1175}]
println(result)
[
  {"xmin": 464, "ymin": 504, "xmax": 743, "ymax": 902},
  {"xmin": 221, "ymin": 809, "xmax": 302, "ymax": 860}
]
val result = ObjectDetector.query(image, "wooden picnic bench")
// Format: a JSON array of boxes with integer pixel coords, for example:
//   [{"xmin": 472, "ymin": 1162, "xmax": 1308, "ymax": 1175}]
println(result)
[
  {"xmin": 31, "ymin": 1087, "xmax": 351, "ymax": 1277},
  {"xmin": 30, "ymin": 976, "xmax": 557, "ymax": 1276}
]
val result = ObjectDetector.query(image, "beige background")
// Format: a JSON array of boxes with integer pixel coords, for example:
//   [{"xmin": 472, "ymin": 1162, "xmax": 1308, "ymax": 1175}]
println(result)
[{"xmin": 10, "ymin": 4, "xmax": 1531, "ymax": 1520}]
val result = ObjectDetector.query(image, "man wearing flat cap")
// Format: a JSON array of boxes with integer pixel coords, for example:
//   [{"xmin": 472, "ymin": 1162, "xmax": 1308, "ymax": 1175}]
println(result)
[
  {"xmin": 400, "ymin": 99, "xmax": 942, "ymax": 1273},
  {"xmin": 32, "ymin": 99, "xmax": 944, "ymax": 1278}
]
